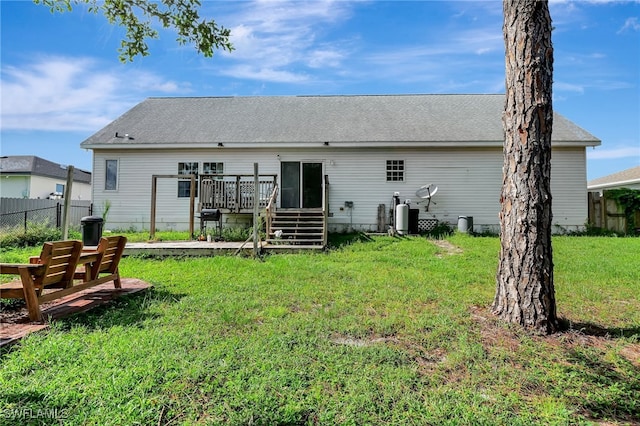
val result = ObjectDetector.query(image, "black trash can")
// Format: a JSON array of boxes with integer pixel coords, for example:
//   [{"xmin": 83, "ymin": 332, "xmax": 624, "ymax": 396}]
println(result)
[
  {"xmin": 81, "ymin": 216, "xmax": 104, "ymax": 246},
  {"xmin": 409, "ymin": 208, "xmax": 420, "ymax": 234}
]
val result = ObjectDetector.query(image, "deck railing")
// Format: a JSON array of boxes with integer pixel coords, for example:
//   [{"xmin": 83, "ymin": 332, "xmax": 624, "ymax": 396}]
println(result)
[
  {"xmin": 200, "ymin": 174, "xmax": 278, "ymax": 213},
  {"xmin": 200, "ymin": 173, "xmax": 328, "ymax": 246}
]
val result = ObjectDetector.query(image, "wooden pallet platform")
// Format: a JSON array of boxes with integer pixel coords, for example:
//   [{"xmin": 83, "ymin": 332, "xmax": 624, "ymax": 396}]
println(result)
[{"xmin": 1, "ymin": 278, "xmax": 152, "ymax": 348}]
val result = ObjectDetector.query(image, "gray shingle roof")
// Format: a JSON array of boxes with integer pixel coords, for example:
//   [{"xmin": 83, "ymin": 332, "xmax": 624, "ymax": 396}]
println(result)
[
  {"xmin": 80, "ymin": 94, "xmax": 600, "ymax": 148},
  {"xmin": 0, "ymin": 156, "xmax": 91, "ymax": 184},
  {"xmin": 588, "ymin": 166, "xmax": 640, "ymax": 188}
]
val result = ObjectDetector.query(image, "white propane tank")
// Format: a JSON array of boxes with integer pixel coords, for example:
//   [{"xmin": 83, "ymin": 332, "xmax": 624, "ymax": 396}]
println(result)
[{"xmin": 395, "ymin": 203, "xmax": 409, "ymax": 235}]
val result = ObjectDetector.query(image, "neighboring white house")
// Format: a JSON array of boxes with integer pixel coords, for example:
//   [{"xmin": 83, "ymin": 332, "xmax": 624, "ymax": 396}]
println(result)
[
  {"xmin": 80, "ymin": 94, "xmax": 600, "ymax": 234},
  {"xmin": 0, "ymin": 155, "xmax": 92, "ymax": 200},
  {"xmin": 587, "ymin": 166, "xmax": 640, "ymax": 193}
]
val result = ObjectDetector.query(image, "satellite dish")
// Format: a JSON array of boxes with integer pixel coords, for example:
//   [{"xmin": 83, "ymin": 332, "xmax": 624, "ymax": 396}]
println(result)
[
  {"xmin": 416, "ymin": 184, "xmax": 438, "ymax": 199},
  {"xmin": 415, "ymin": 184, "xmax": 438, "ymax": 212}
]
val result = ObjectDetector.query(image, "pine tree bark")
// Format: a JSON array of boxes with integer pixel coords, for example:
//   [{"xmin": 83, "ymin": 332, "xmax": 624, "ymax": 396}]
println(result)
[{"xmin": 493, "ymin": 0, "xmax": 558, "ymax": 334}]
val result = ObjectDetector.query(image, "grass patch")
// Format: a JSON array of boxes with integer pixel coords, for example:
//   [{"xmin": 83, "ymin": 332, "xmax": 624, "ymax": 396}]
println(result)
[
  {"xmin": 1, "ymin": 236, "xmax": 638, "ymax": 424},
  {"xmin": 0, "ymin": 223, "xmax": 80, "ymax": 249}
]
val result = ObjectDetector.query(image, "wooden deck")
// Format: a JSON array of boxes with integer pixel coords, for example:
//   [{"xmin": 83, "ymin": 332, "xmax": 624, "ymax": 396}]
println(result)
[
  {"xmin": 124, "ymin": 240, "xmax": 324, "ymax": 257},
  {"xmin": 1, "ymin": 278, "xmax": 151, "ymax": 348}
]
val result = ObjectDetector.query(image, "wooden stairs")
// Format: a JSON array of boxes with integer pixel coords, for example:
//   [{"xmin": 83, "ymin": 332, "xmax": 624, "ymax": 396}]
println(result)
[{"xmin": 266, "ymin": 209, "xmax": 326, "ymax": 247}]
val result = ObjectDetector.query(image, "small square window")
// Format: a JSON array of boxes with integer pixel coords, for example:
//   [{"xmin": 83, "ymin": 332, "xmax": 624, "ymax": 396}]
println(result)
[{"xmin": 386, "ymin": 160, "xmax": 404, "ymax": 182}]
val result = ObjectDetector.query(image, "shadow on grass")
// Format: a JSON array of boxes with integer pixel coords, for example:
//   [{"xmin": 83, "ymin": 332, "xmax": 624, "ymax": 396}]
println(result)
[
  {"xmin": 0, "ymin": 288, "xmax": 186, "ymax": 357},
  {"xmin": 326, "ymin": 226, "xmax": 457, "ymax": 250},
  {"xmin": 554, "ymin": 319, "xmax": 640, "ymax": 422},
  {"xmin": 563, "ymin": 345, "xmax": 640, "ymax": 422},
  {"xmin": 559, "ymin": 318, "xmax": 640, "ymax": 340},
  {"xmin": 56, "ymin": 288, "xmax": 187, "ymax": 331},
  {"xmin": 327, "ymin": 232, "xmax": 375, "ymax": 249}
]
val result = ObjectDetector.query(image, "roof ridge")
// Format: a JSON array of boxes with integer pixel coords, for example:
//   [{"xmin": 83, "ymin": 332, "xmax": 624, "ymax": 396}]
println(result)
[{"xmin": 146, "ymin": 93, "xmax": 506, "ymax": 100}]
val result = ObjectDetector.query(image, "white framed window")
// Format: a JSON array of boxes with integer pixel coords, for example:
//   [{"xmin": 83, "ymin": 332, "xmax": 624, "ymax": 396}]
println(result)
[
  {"xmin": 386, "ymin": 160, "xmax": 404, "ymax": 182},
  {"xmin": 203, "ymin": 162, "xmax": 224, "ymax": 178},
  {"xmin": 178, "ymin": 162, "xmax": 198, "ymax": 198},
  {"xmin": 105, "ymin": 159, "xmax": 118, "ymax": 190}
]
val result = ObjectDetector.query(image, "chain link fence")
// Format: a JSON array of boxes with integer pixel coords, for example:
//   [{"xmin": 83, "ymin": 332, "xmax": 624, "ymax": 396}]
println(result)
[{"xmin": 0, "ymin": 198, "xmax": 92, "ymax": 233}]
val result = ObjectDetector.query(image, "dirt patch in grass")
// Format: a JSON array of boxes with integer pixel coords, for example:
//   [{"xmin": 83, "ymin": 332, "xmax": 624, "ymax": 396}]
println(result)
[
  {"xmin": 429, "ymin": 239, "xmax": 463, "ymax": 257},
  {"xmin": 470, "ymin": 305, "xmax": 523, "ymax": 354},
  {"xmin": 330, "ymin": 335, "xmax": 392, "ymax": 347},
  {"xmin": 619, "ymin": 346, "xmax": 640, "ymax": 368},
  {"xmin": 469, "ymin": 305, "xmax": 639, "ymax": 366},
  {"xmin": 330, "ymin": 333, "xmax": 448, "ymax": 374}
]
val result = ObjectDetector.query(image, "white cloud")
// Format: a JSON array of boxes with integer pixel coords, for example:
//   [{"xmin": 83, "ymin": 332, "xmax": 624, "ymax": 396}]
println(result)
[
  {"xmin": 359, "ymin": 24, "xmax": 504, "ymax": 91},
  {"xmin": 618, "ymin": 17, "xmax": 640, "ymax": 33},
  {"xmin": 307, "ymin": 48, "xmax": 345, "ymax": 69},
  {"xmin": 554, "ymin": 81, "xmax": 585, "ymax": 93},
  {"xmin": 587, "ymin": 145, "xmax": 640, "ymax": 160},
  {"xmin": 0, "ymin": 56, "xmax": 190, "ymax": 131},
  {"xmin": 455, "ymin": 29, "xmax": 503, "ymax": 56},
  {"xmin": 208, "ymin": 1, "xmax": 355, "ymax": 83},
  {"xmin": 221, "ymin": 65, "xmax": 309, "ymax": 84},
  {"xmin": 201, "ymin": 1, "xmax": 507, "ymax": 91}
]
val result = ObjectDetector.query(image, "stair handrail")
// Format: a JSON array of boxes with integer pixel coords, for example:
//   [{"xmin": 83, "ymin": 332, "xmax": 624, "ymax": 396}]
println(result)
[
  {"xmin": 265, "ymin": 183, "xmax": 279, "ymax": 240},
  {"xmin": 323, "ymin": 175, "xmax": 329, "ymax": 246}
]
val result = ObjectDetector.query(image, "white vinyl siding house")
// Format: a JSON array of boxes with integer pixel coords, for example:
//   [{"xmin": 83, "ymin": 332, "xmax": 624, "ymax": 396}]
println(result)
[
  {"xmin": 0, "ymin": 156, "xmax": 91, "ymax": 200},
  {"xmin": 88, "ymin": 146, "xmax": 591, "ymax": 233},
  {"xmin": 82, "ymin": 95, "xmax": 600, "ymax": 233}
]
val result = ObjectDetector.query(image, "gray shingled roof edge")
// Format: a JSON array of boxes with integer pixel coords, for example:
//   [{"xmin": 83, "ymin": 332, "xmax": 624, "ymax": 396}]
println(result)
[
  {"xmin": 0, "ymin": 156, "xmax": 92, "ymax": 184},
  {"xmin": 588, "ymin": 165, "xmax": 640, "ymax": 189},
  {"xmin": 80, "ymin": 94, "xmax": 601, "ymax": 148}
]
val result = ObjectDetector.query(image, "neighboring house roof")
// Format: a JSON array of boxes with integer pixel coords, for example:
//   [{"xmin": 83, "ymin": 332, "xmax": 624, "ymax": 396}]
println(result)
[
  {"xmin": 587, "ymin": 165, "xmax": 640, "ymax": 190},
  {"xmin": 0, "ymin": 155, "xmax": 92, "ymax": 184},
  {"xmin": 80, "ymin": 94, "xmax": 601, "ymax": 149}
]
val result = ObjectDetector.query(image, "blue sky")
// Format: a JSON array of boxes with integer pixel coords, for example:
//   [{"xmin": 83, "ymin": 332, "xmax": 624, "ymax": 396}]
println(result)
[{"xmin": 1, "ymin": 0, "xmax": 639, "ymax": 181}]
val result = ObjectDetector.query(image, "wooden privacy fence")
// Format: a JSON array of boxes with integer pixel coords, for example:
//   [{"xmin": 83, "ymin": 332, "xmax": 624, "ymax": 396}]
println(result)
[{"xmin": 588, "ymin": 191, "xmax": 640, "ymax": 234}]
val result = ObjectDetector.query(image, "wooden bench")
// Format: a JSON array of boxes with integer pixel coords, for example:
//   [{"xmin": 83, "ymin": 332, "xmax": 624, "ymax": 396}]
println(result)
[
  {"xmin": 0, "ymin": 236, "xmax": 127, "ymax": 322},
  {"xmin": 1, "ymin": 240, "xmax": 83, "ymax": 322},
  {"xmin": 74, "ymin": 236, "xmax": 127, "ymax": 288}
]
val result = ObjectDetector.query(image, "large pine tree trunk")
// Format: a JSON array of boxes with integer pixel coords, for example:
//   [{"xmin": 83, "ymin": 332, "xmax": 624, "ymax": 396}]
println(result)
[{"xmin": 493, "ymin": 0, "xmax": 558, "ymax": 334}]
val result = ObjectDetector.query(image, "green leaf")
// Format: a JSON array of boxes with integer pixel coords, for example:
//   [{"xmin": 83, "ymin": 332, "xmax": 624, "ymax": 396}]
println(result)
[{"xmin": 34, "ymin": 0, "xmax": 233, "ymax": 62}]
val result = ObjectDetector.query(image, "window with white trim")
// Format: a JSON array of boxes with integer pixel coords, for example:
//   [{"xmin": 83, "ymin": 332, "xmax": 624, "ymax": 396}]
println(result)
[
  {"xmin": 105, "ymin": 159, "xmax": 118, "ymax": 190},
  {"xmin": 386, "ymin": 160, "xmax": 404, "ymax": 182},
  {"xmin": 178, "ymin": 162, "xmax": 198, "ymax": 198},
  {"xmin": 203, "ymin": 162, "xmax": 224, "ymax": 178}
]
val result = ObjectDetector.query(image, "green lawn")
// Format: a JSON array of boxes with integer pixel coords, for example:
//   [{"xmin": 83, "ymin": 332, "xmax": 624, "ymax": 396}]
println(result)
[{"xmin": 1, "ymin": 235, "xmax": 638, "ymax": 425}]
